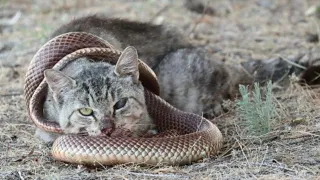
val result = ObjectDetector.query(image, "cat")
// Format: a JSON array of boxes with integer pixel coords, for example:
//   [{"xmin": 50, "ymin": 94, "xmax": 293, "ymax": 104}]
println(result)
[
  {"xmin": 36, "ymin": 46, "xmax": 156, "ymax": 143},
  {"xmin": 36, "ymin": 14, "xmax": 253, "ymax": 142}
]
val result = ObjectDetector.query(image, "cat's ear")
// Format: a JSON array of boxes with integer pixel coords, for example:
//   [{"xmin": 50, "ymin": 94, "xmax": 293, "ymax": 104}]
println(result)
[
  {"xmin": 115, "ymin": 46, "xmax": 139, "ymax": 83},
  {"xmin": 44, "ymin": 69, "xmax": 76, "ymax": 93}
]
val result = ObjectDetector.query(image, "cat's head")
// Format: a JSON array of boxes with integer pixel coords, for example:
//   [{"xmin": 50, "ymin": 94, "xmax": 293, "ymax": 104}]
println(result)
[{"xmin": 44, "ymin": 47, "xmax": 151, "ymax": 136}]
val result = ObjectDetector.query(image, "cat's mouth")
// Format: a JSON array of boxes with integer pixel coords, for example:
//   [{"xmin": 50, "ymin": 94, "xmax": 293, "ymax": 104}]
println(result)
[
  {"xmin": 100, "ymin": 128, "xmax": 133, "ymax": 137},
  {"xmin": 78, "ymin": 127, "xmax": 114, "ymax": 136},
  {"xmin": 101, "ymin": 128, "xmax": 114, "ymax": 136}
]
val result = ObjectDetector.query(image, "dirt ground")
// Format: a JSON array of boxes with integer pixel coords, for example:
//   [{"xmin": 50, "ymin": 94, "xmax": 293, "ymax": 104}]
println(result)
[{"xmin": 1, "ymin": 0, "xmax": 320, "ymax": 179}]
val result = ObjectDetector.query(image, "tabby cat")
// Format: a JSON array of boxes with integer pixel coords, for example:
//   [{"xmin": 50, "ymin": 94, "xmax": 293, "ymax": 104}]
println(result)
[{"xmin": 36, "ymin": 46, "xmax": 155, "ymax": 142}]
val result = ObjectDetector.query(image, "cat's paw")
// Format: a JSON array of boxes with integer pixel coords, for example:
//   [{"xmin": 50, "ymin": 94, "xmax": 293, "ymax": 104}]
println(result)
[{"xmin": 35, "ymin": 128, "xmax": 58, "ymax": 143}]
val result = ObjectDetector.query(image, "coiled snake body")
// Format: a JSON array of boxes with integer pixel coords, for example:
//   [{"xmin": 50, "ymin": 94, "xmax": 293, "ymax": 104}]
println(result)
[{"xmin": 24, "ymin": 32, "xmax": 223, "ymax": 165}]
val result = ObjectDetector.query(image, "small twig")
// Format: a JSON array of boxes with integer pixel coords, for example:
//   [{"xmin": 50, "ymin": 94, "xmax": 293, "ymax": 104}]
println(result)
[
  {"xmin": 310, "ymin": 71, "xmax": 320, "ymax": 83},
  {"xmin": 128, "ymin": 171, "xmax": 189, "ymax": 179},
  {"xmin": 296, "ymin": 130, "xmax": 320, "ymax": 137},
  {"xmin": 281, "ymin": 130, "xmax": 320, "ymax": 140},
  {"xmin": 278, "ymin": 56, "xmax": 307, "ymax": 70},
  {"xmin": 196, "ymin": 115, "xmax": 205, "ymax": 132},
  {"xmin": 234, "ymin": 138, "xmax": 250, "ymax": 168},
  {"xmin": 2, "ymin": 123, "xmax": 34, "ymax": 128},
  {"xmin": 295, "ymin": 164, "xmax": 317, "ymax": 175},
  {"xmin": 0, "ymin": 11, "xmax": 21, "ymax": 26},
  {"xmin": 259, "ymin": 146, "xmax": 269, "ymax": 170},
  {"xmin": 149, "ymin": 4, "xmax": 170, "ymax": 23},
  {"xmin": 0, "ymin": 92, "xmax": 23, "ymax": 97},
  {"xmin": 273, "ymin": 70, "xmax": 290, "ymax": 85},
  {"xmin": 219, "ymin": 137, "xmax": 243, "ymax": 158},
  {"xmin": 249, "ymin": 162, "xmax": 295, "ymax": 172},
  {"xmin": 18, "ymin": 171, "xmax": 25, "ymax": 180}
]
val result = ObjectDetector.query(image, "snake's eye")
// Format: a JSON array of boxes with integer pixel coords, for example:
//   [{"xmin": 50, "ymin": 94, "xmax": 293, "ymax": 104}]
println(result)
[
  {"xmin": 114, "ymin": 97, "xmax": 128, "ymax": 110},
  {"xmin": 78, "ymin": 108, "xmax": 93, "ymax": 116}
]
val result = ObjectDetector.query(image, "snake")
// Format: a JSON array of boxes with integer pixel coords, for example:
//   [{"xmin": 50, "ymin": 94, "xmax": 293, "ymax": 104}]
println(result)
[{"xmin": 24, "ymin": 32, "xmax": 223, "ymax": 166}]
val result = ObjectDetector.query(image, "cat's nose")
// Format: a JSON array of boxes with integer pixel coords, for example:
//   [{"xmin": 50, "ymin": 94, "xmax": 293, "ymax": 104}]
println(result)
[
  {"xmin": 102, "ymin": 117, "xmax": 115, "ymax": 129},
  {"xmin": 103, "ymin": 116, "xmax": 112, "ymax": 122}
]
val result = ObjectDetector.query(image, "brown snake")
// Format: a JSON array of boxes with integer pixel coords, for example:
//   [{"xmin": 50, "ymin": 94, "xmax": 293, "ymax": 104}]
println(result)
[{"xmin": 24, "ymin": 32, "xmax": 223, "ymax": 165}]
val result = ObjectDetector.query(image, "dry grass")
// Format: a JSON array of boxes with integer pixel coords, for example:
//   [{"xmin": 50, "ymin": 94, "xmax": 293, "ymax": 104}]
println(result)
[{"xmin": 1, "ymin": 0, "xmax": 320, "ymax": 179}]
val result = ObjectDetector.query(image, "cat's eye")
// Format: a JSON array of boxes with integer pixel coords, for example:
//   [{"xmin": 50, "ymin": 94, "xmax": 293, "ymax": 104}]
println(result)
[
  {"xmin": 114, "ymin": 97, "xmax": 128, "ymax": 110},
  {"xmin": 78, "ymin": 108, "xmax": 93, "ymax": 116}
]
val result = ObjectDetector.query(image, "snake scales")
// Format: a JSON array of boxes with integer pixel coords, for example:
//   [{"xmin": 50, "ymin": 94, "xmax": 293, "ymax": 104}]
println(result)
[{"xmin": 24, "ymin": 32, "xmax": 223, "ymax": 165}]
